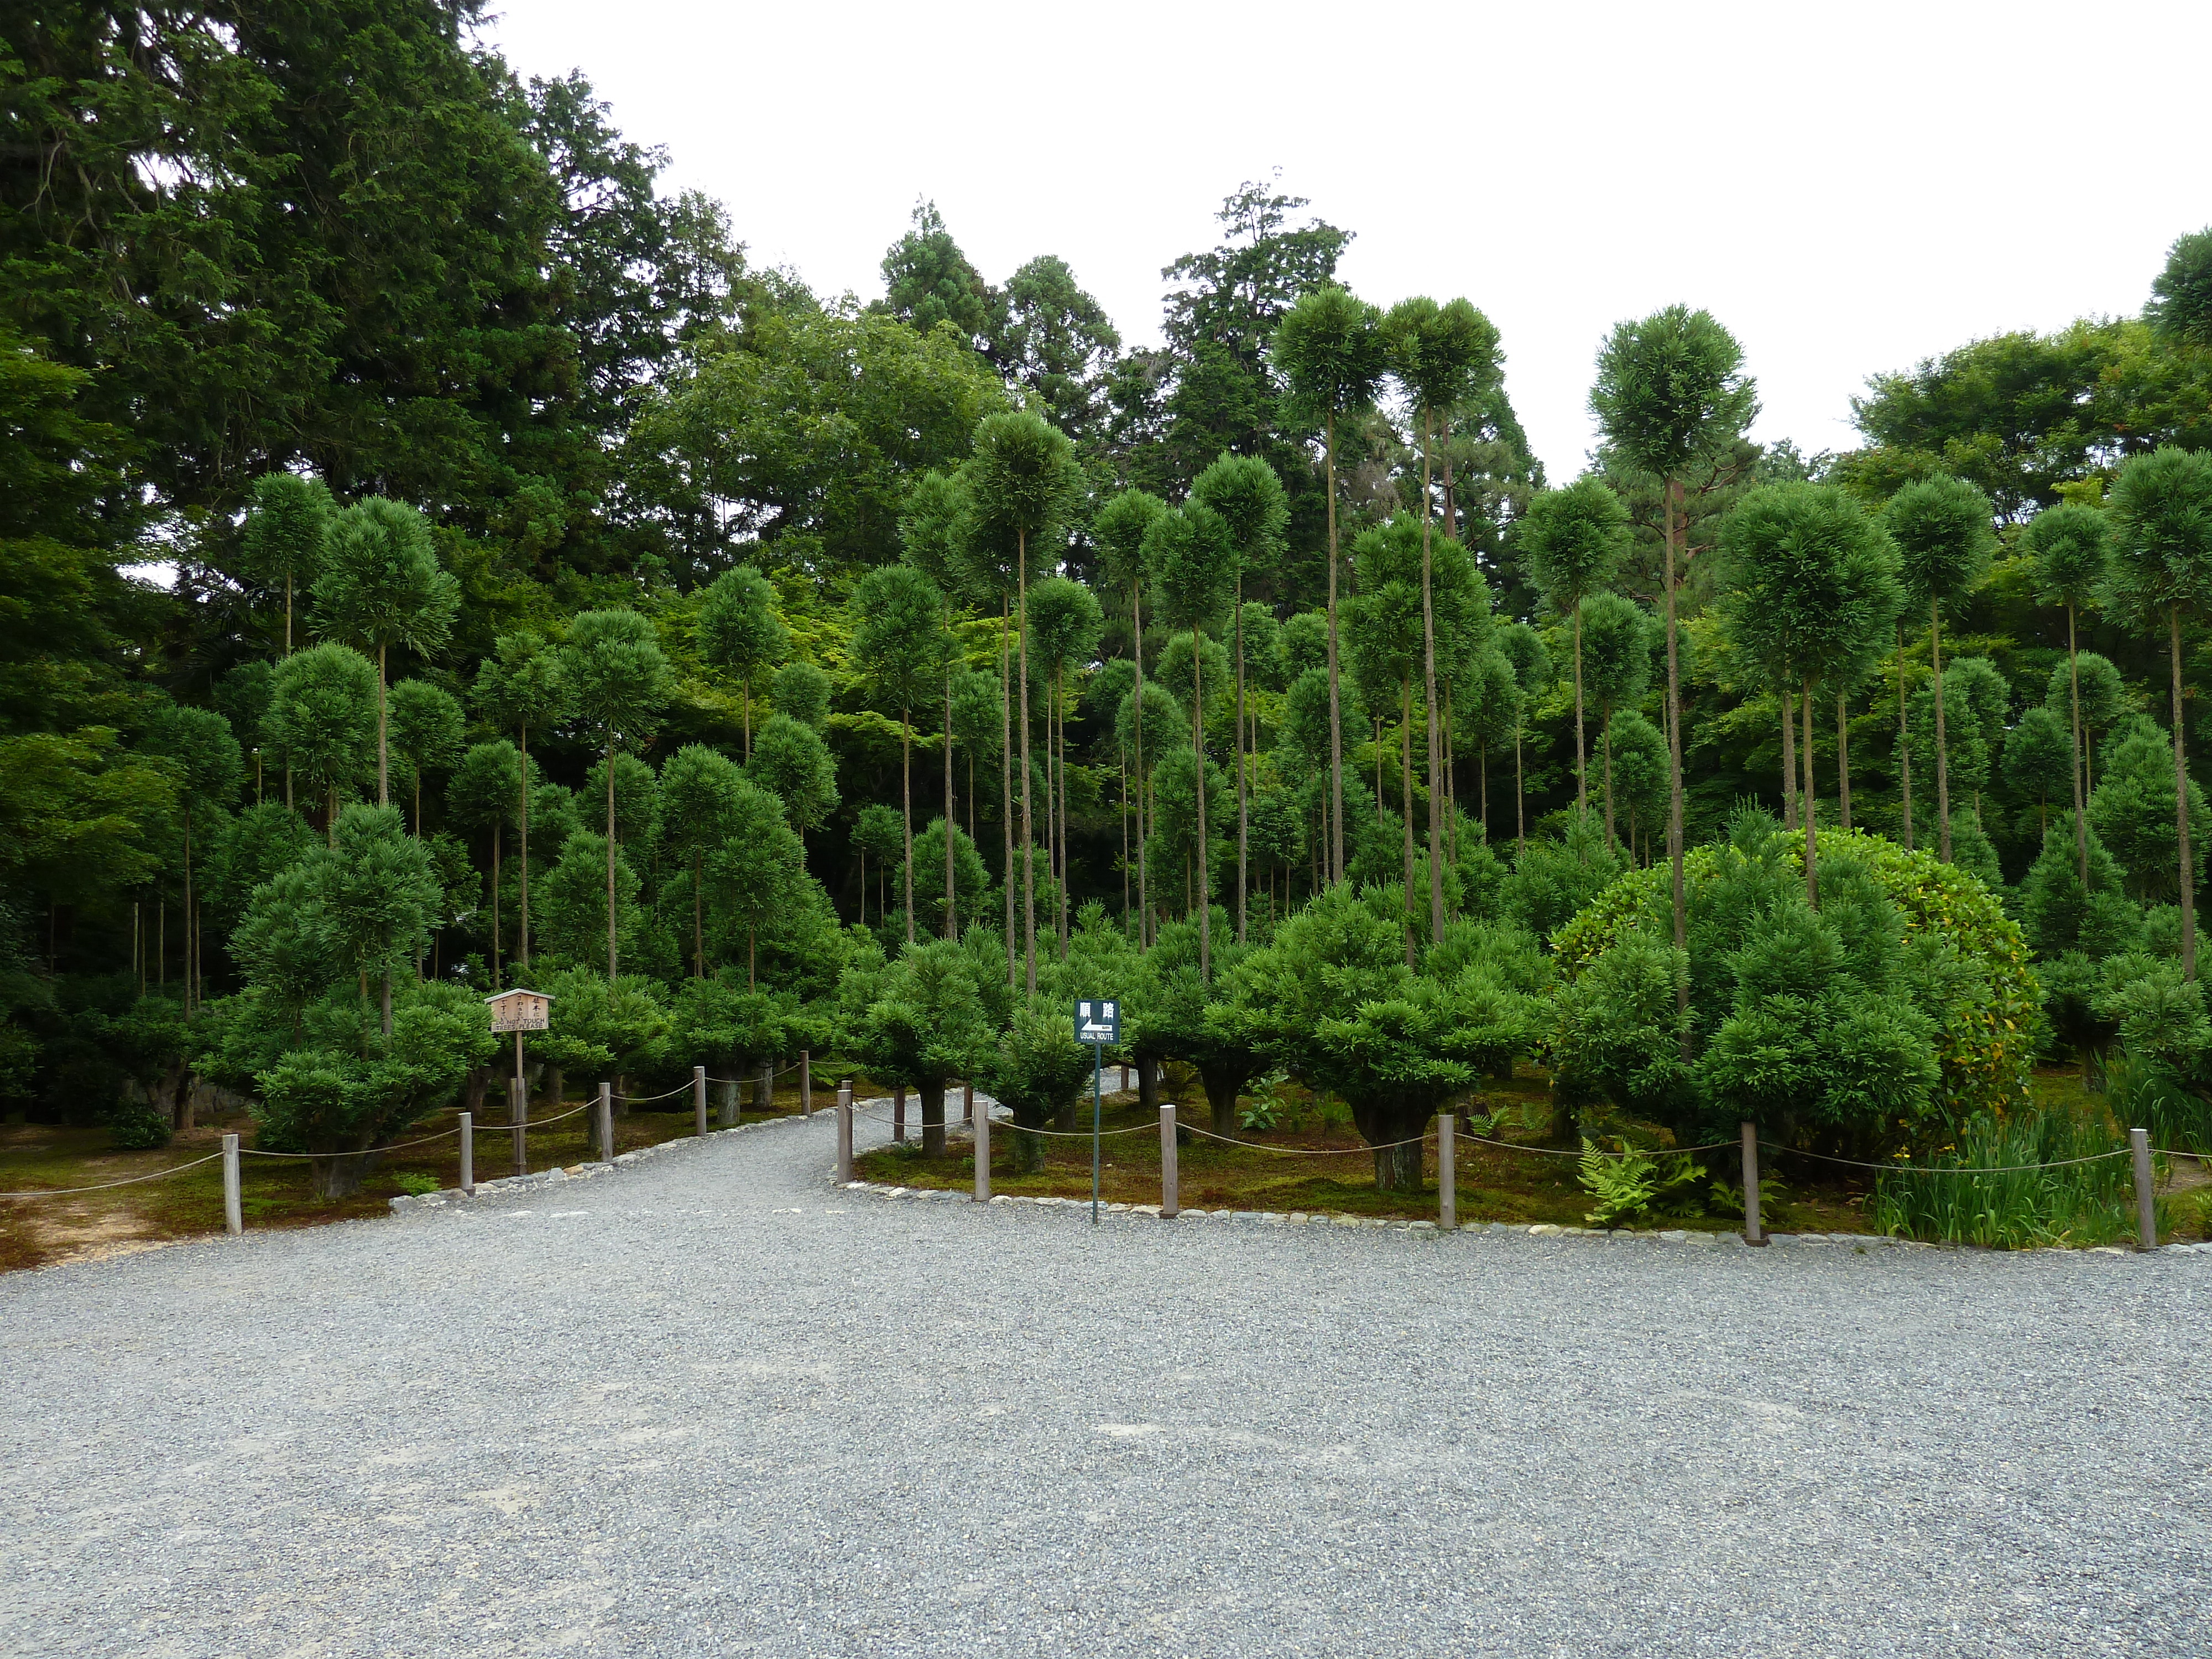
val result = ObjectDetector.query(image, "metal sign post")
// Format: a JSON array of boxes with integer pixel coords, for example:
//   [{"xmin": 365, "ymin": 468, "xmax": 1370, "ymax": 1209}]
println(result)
[{"xmin": 1074, "ymin": 1000, "xmax": 1120, "ymax": 1225}]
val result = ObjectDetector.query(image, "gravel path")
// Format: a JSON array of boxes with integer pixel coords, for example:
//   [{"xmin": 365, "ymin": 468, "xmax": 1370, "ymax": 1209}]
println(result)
[{"xmin": 4, "ymin": 1106, "xmax": 2208, "ymax": 1657}]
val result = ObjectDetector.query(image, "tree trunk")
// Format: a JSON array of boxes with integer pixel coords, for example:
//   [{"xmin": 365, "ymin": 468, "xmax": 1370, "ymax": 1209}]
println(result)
[
  {"xmin": 1194, "ymin": 630, "xmax": 1210, "ymax": 981},
  {"xmin": 1016, "ymin": 535, "xmax": 1037, "ymax": 992},
  {"xmin": 1401, "ymin": 675, "xmax": 1416, "ymax": 967},
  {"xmin": 919, "ymin": 1078, "xmax": 947, "ymax": 1159},
  {"xmin": 310, "ymin": 1151, "xmax": 372, "ymax": 1200},
  {"xmin": 377, "ymin": 643, "xmax": 389, "ymax": 807},
  {"xmin": 1138, "ymin": 1055, "xmax": 1160, "ymax": 1114},
  {"xmin": 1351, "ymin": 1095, "xmax": 1429, "ymax": 1191},
  {"xmin": 1781, "ymin": 688, "xmax": 1798, "ymax": 831},
  {"xmin": 2173, "ymin": 604, "xmax": 2197, "ymax": 981},
  {"xmin": 1235, "ymin": 572, "xmax": 1248, "ymax": 944},
  {"xmin": 693, "ymin": 851, "xmax": 705, "ymax": 977},
  {"xmin": 1133, "ymin": 577, "xmax": 1150, "ymax": 948},
  {"xmin": 605, "ymin": 738, "xmax": 618, "ymax": 982},
  {"xmin": 1601, "ymin": 706, "xmax": 1616, "ymax": 848},
  {"xmin": 1418, "ymin": 405, "xmax": 1446, "ymax": 945},
  {"xmin": 1932, "ymin": 600, "xmax": 1952, "ymax": 863},
  {"xmin": 742, "ymin": 678, "xmax": 750, "ymax": 760},
  {"xmin": 1120, "ymin": 740, "xmax": 1130, "ymax": 925},
  {"xmin": 1836, "ymin": 691, "xmax": 1852, "ymax": 830},
  {"xmin": 2069, "ymin": 603, "xmax": 2089, "ymax": 889},
  {"xmin": 1515, "ymin": 713, "xmax": 1525, "ymax": 849},
  {"xmin": 901, "ymin": 706, "xmax": 914, "ymax": 945},
  {"xmin": 1572, "ymin": 604, "xmax": 1587, "ymax": 819},
  {"xmin": 943, "ymin": 658, "xmax": 958, "ymax": 940},
  {"xmin": 1324, "ymin": 409, "xmax": 1345, "ymax": 883},
  {"xmin": 1896, "ymin": 626, "xmax": 1914, "ymax": 851},
  {"xmin": 1011, "ymin": 1114, "xmax": 1045, "ymax": 1175},
  {"xmin": 518, "ymin": 725, "xmax": 533, "ymax": 972},
  {"xmin": 1001, "ymin": 597, "xmax": 1015, "ymax": 983},
  {"xmin": 1803, "ymin": 676, "xmax": 1820, "ymax": 909},
  {"xmin": 181, "ymin": 812, "xmax": 194, "ymax": 1016},
  {"xmin": 1663, "ymin": 477, "xmax": 1689, "ymax": 1050}
]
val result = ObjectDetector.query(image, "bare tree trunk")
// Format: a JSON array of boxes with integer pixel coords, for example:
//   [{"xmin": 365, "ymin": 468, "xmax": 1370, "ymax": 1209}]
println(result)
[
  {"xmin": 1194, "ymin": 637, "xmax": 1210, "ymax": 982},
  {"xmin": 2173, "ymin": 605, "xmax": 2197, "ymax": 980},
  {"xmin": 1932, "ymin": 600, "xmax": 1952, "ymax": 863},
  {"xmin": 944, "ymin": 660, "xmax": 957, "ymax": 940},
  {"xmin": 1325, "ymin": 410, "xmax": 1345, "ymax": 883},
  {"xmin": 1572, "ymin": 604, "xmax": 1587, "ymax": 820},
  {"xmin": 1235, "ymin": 572, "xmax": 1248, "ymax": 943},
  {"xmin": 1601, "ymin": 706, "xmax": 1616, "ymax": 848},
  {"xmin": 1001, "ymin": 598, "xmax": 1015, "ymax": 984},
  {"xmin": 1803, "ymin": 676, "xmax": 1819, "ymax": 909},
  {"xmin": 518, "ymin": 726, "xmax": 533, "ymax": 972},
  {"xmin": 1133, "ymin": 577, "xmax": 1150, "ymax": 947},
  {"xmin": 901, "ymin": 707, "xmax": 914, "ymax": 945},
  {"xmin": 1662, "ymin": 477, "xmax": 1689, "ymax": 1049},
  {"xmin": 1418, "ymin": 407, "xmax": 1446, "ymax": 945},
  {"xmin": 605, "ymin": 738, "xmax": 618, "ymax": 983},
  {"xmin": 1018, "ymin": 535, "xmax": 1037, "ymax": 994},
  {"xmin": 2069, "ymin": 603, "xmax": 2089, "ymax": 888},
  {"xmin": 1836, "ymin": 691, "xmax": 1852, "ymax": 829},
  {"xmin": 491, "ymin": 823, "xmax": 502, "ymax": 990},
  {"xmin": 1782, "ymin": 688, "xmax": 1798, "ymax": 832},
  {"xmin": 1897, "ymin": 625, "xmax": 1914, "ymax": 851},
  {"xmin": 377, "ymin": 643, "xmax": 389, "ymax": 807}
]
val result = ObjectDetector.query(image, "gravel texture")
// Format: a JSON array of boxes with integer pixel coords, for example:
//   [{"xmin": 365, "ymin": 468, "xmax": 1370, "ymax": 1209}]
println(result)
[{"xmin": 4, "ymin": 1105, "xmax": 2209, "ymax": 1657}]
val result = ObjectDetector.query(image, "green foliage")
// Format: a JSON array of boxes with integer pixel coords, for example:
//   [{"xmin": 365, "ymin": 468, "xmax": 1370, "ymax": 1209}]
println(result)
[
  {"xmin": 1884, "ymin": 474, "xmax": 1996, "ymax": 614},
  {"xmin": 270, "ymin": 644, "xmax": 377, "ymax": 813},
  {"xmin": 2021, "ymin": 820, "xmax": 2135, "ymax": 960},
  {"xmin": 1590, "ymin": 306, "xmax": 1759, "ymax": 482},
  {"xmin": 1271, "ymin": 287, "xmax": 1386, "ymax": 429},
  {"xmin": 2148, "ymin": 227, "xmax": 2212, "ymax": 351},
  {"xmin": 696, "ymin": 565, "xmax": 789, "ymax": 713},
  {"xmin": 747, "ymin": 714, "xmax": 839, "ymax": 834},
  {"xmin": 770, "ymin": 659, "xmax": 831, "ymax": 731},
  {"xmin": 534, "ymin": 968, "xmax": 672, "ymax": 1083},
  {"xmin": 1517, "ymin": 479, "xmax": 1629, "ymax": 615},
  {"xmin": 565, "ymin": 609, "xmax": 674, "ymax": 754},
  {"xmin": 1190, "ymin": 452, "xmax": 1289, "ymax": 576},
  {"xmin": 311, "ymin": 498, "xmax": 461, "ymax": 668},
  {"xmin": 1577, "ymin": 1138, "xmax": 1707, "ymax": 1228},
  {"xmin": 848, "ymin": 564, "xmax": 947, "ymax": 716},
  {"xmin": 535, "ymin": 832, "xmax": 645, "ymax": 972},
  {"xmin": 671, "ymin": 974, "xmax": 805, "ymax": 1071},
  {"xmin": 108, "ymin": 1103, "xmax": 174, "ymax": 1151},
  {"xmin": 1502, "ymin": 820, "xmax": 1627, "ymax": 941},
  {"xmin": 1870, "ymin": 1111, "xmax": 2153, "ymax": 1249},
  {"xmin": 2022, "ymin": 501, "xmax": 2110, "ymax": 609},
  {"xmin": 241, "ymin": 474, "xmax": 334, "ymax": 606},
  {"xmin": 898, "ymin": 818, "xmax": 991, "ymax": 940},
  {"xmin": 841, "ymin": 937, "xmax": 997, "ymax": 1094},
  {"xmin": 1383, "ymin": 296, "xmax": 1501, "ymax": 427},
  {"xmin": 473, "ymin": 631, "xmax": 572, "ymax": 738},
  {"xmin": 2087, "ymin": 720, "xmax": 2207, "ymax": 902}
]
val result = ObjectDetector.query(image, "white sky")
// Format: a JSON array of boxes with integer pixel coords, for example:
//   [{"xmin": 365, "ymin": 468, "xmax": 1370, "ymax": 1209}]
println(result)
[{"xmin": 486, "ymin": 0, "xmax": 2207, "ymax": 483}]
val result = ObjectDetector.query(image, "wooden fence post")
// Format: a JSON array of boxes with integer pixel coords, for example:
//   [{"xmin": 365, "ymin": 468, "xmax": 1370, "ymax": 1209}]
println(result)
[
  {"xmin": 597, "ymin": 1083, "xmax": 613, "ymax": 1165},
  {"xmin": 801, "ymin": 1050, "xmax": 812, "ymax": 1118},
  {"xmin": 894, "ymin": 1085, "xmax": 906, "ymax": 1143},
  {"xmin": 836, "ymin": 1081, "xmax": 854, "ymax": 1183},
  {"xmin": 760, "ymin": 1058, "xmax": 775, "ymax": 1118},
  {"xmin": 2132, "ymin": 1126, "xmax": 2157, "ymax": 1250},
  {"xmin": 222, "ymin": 1132, "xmax": 241, "ymax": 1236},
  {"xmin": 459, "ymin": 1112, "xmax": 474, "ymax": 1196},
  {"xmin": 973, "ymin": 1096, "xmax": 990, "ymax": 1202},
  {"xmin": 1438, "ymin": 1112, "xmax": 1455, "ymax": 1232},
  {"xmin": 1741, "ymin": 1121, "xmax": 1765, "ymax": 1245},
  {"xmin": 1160, "ymin": 1103, "xmax": 1178, "ymax": 1218},
  {"xmin": 511, "ymin": 1074, "xmax": 529, "ymax": 1176},
  {"xmin": 693, "ymin": 1066, "xmax": 707, "ymax": 1138}
]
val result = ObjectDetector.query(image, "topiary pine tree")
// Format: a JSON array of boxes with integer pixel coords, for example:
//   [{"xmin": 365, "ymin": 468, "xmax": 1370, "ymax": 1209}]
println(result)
[
  {"xmin": 1383, "ymin": 295, "xmax": 1500, "ymax": 945},
  {"xmin": 270, "ymin": 642, "xmax": 377, "ymax": 842},
  {"xmin": 1884, "ymin": 473, "xmax": 1996, "ymax": 866},
  {"xmin": 387, "ymin": 679, "xmax": 463, "ymax": 838},
  {"xmin": 2106, "ymin": 445, "xmax": 2212, "ymax": 978},
  {"xmin": 311, "ymin": 497, "xmax": 460, "ymax": 808},
  {"xmin": 1576, "ymin": 592, "xmax": 1652, "ymax": 853},
  {"xmin": 563, "ymin": 609, "xmax": 674, "ymax": 982},
  {"xmin": 1092, "ymin": 488, "xmax": 1168, "ymax": 948},
  {"xmin": 1517, "ymin": 477, "xmax": 1630, "ymax": 824},
  {"xmin": 849, "ymin": 562, "xmax": 950, "ymax": 946},
  {"xmin": 2024, "ymin": 500, "xmax": 2110, "ymax": 888},
  {"xmin": 1272, "ymin": 286, "xmax": 1386, "ymax": 884},
  {"xmin": 1144, "ymin": 504, "xmax": 1235, "ymax": 982},
  {"xmin": 960, "ymin": 411, "xmax": 1083, "ymax": 993},
  {"xmin": 696, "ymin": 565, "xmax": 788, "ymax": 759},
  {"xmin": 1718, "ymin": 482, "xmax": 1904, "ymax": 905},
  {"xmin": 1191, "ymin": 452, "xmax": 1289, "ymax": 945},
  {"xmin": 1026, "ymin": 575, "xmax": 1102, "ymax": 958},
  {"xmin": 473, "ymin": 631, "xmax": 571, "ymax": 973}
]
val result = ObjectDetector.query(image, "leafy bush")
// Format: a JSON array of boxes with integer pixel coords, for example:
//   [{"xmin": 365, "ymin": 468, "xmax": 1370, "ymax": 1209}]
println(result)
[
  {"xmin": 392, "ymin": 1171, "xmax": 440, "ymax": 1196},
  {"xmin": 1553, "ymin": 820, "xmax": 2039, "ymax": 1133},
  {"xmin": 980, "ymin": 994, "xmax": 1092, "ymax": 1173},
  {"xmin": 107, "ymin": 1104, "xmax": 172, "ymax": 1150}
]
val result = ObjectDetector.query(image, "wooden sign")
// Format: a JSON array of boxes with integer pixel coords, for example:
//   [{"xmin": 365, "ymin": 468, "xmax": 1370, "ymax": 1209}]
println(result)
[{"xmin": 486, "ymin": 988, "xmax": 552, "ymax": 1033}]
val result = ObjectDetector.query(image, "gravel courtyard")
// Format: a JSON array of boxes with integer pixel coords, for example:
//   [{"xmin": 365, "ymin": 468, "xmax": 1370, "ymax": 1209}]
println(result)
[{"xmin": 4, "ymin": 1108, "xmax": 2207, "ymax": 1658}]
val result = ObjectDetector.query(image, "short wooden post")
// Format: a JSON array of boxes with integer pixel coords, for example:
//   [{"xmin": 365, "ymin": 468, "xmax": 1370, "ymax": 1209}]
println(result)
[
  {"xmin": 511, "ymin": 1074, "xmax": 529, "ymax": 1176},
  {"xmin": 1160, "ymin": 1103, "xmax": 1178, "ymax": 1218},
  {"xmin": 894, "ymin": 1084, "xmax": 906, "ymax": 1143},
  {"xmin": 459, "ymin": 1112, "xmax": 474, "ymax": 1196},
  {"xmin": 1438, "ymin": 1112, "xmax": 1455, "ymax": 1232},
  {"xmin": 597, "ymin": 1082, "xmax": 613, "ymax": 1165},
  {"xmin": 1741, "ymin": 1120, "xmax": 1765, "ymax": 1245},
  {"xmin": 221, "ymin": 1132, "xmax": 242, "ymax": 1235},
  {"xmin": 973, "ymin": 1097, "xmax": 991, "ymax": 1202},
  {"xmin": 760, "ymin": 1058, "xmax": 775, "ymax": 1117},
  {"xmin": 721, "ymin": 1076, "xmax": 737, "ymax": 1129},
  {"xmin": 836, "ymin": 1082, "xmax": 854, "ymax": 1183},
  {"xmin": 692, "ymin": 1066, "xmax": 708, "ymax": 1137},
  {"xmin": 801, "ymin": 1050, "xmax": 812, "ymax": 1118},
  {"xmin": 2132, "ymin": 1126, "xmax": 2157, "ymax": 1250},
  {"xmin": 962, "ymin": 1081, "xmax": 974, "ymax": 1125}
]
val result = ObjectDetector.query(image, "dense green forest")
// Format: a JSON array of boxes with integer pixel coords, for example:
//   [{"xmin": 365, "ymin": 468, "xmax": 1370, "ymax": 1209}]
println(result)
[{"xmin": 7, "ymin": 3, "xmax": 2212, "ymax": 1204}]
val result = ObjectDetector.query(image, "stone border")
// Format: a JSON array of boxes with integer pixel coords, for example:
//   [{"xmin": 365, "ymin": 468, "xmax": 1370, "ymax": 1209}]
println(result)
[{"xmin": 832, "ymin": 1181, "xmax": 2212, "ymax": 1255}]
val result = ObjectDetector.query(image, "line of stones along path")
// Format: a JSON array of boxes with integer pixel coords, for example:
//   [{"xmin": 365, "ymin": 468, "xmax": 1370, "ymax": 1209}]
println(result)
[{"xmin": 4, "ymin": 1104, "xmax": 2207, "ymax": 1657}]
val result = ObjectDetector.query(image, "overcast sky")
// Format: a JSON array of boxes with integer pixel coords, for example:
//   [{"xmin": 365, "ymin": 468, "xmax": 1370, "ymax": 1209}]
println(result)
[{"xmin": 485, "ymin": 0, "xmax": 2210, "ymax": 482}]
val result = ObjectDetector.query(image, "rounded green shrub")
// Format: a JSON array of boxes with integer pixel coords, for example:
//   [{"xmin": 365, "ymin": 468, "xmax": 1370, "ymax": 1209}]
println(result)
[{"xmin": 1553, "ymin": 827, "xmax": 2038, "ymax": 1123}]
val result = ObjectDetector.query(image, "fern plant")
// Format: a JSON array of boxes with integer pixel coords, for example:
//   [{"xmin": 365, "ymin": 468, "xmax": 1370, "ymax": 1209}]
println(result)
[{"xmin": 1578, "ymin": 1138, "xmax": 1706, "ymax": 1227}]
